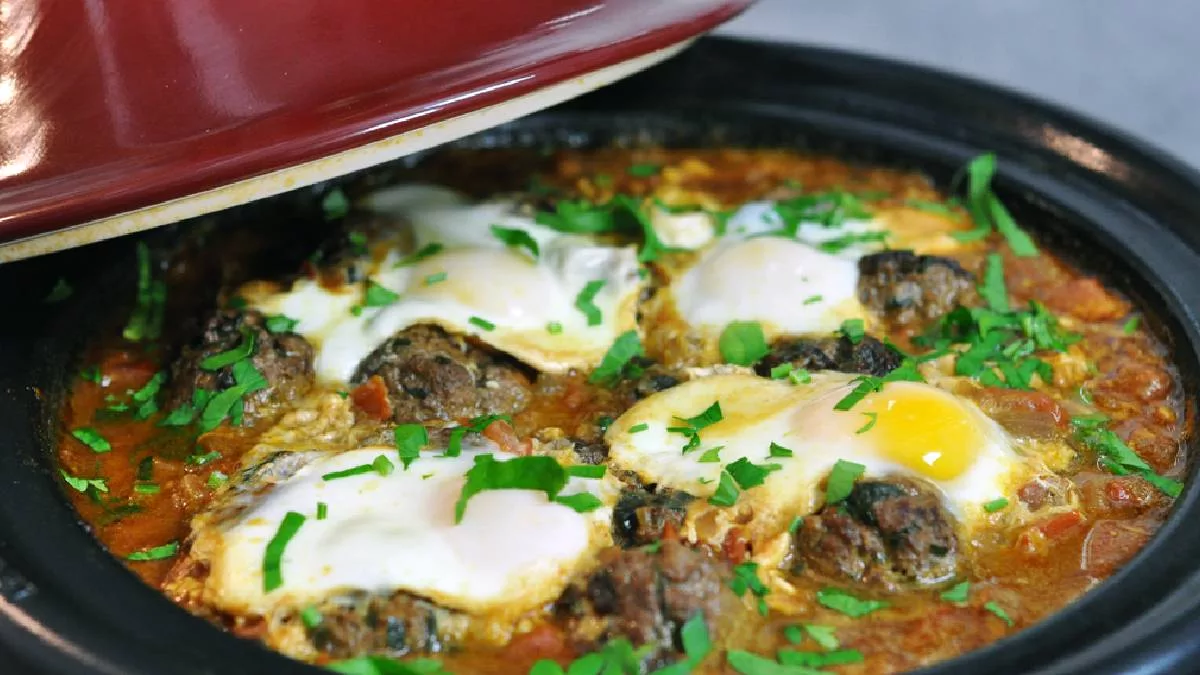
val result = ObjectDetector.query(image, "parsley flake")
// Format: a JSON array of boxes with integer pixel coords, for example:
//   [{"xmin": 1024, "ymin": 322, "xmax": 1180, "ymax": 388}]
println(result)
[
  {"xmin": 816, "ymin": 587, "xmax": 889, "ymax": 617},
  {"xmin": 490, "ymin": 225, "xmax": 540, "ymax": 259},
  {"xmin": 263, "ymin": 512, "xmax": 305, "ymax": 592},
  {"xmin": 824, "ymin": 459, "xmax": 865, "ymax": 504},
  {"xmin": 71, "ymin": 427, "xmax": 111, "ymax": 453},
  {"xmin": 574, "ymin": 280, "xmax": 606, "ymax": 326},
  {"xmin": 126, "ymin": 541, "xmax": 179, "ymax": 562},
  {"xmin": 589, "ymin": 331, "xmax": 644, "ymax": 387},
  {"xmin": 719, "ymin": 321, "xmax": 769, "ymax": 366}
]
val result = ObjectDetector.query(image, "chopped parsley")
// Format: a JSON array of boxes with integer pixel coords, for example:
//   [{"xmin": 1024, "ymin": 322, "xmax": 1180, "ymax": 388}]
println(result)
[
  {"xmin": 730, "ymin": 562, "xmax": 771, "ymax": 616},
  {"xmin": 726, "ymin": 457, "xmax": 781, "ymax": 489},
  {"xmin": 206, "ymin": 471, "xmax": 229, "ymax": 489},
  {"xmin": 905, "ymin": 198, "xmax": 962, "ymax": 219},
  {"xmin": 719, "ymin": 321, "xmax": 769, "ymax": 366},
  {"xmin": 60, "ymin": 469, "xmax": 108, "ymax": 494},
  {"xmin": 536, "ymin": 196, "xmax": 664, "ymax": 263},
  {"xmin": 300, "ymin": 606, "xmax": 323, "ymax": 630},
  {"xmin": 802, "ymin": 624, "xmax": 840, "ymax": 650},
  {"xmin": 122, "ymin": 242, "xmax": 167, "ymax": 343},
  {"xmin": 984, "ymin": 601, "xmax": 1015, "ymax": 627},
  {"xmin": 588, "ymin": 330, "xmax": 645, "ymax": 387},
  {"xmin": 454, "ymin": 454, "xmax": 600, "ymax": 523},
  {"xmin": 833, "ymin": 359, "xmax": 925, "ymax": 410},
  {"xmin": 44, "ymin": 278, "xmax": 73, "ymax": 303},
  {"xmin": 769, "ymin": 363, "xmax": 794, "ymax": 380},
  {"xmin": 1123, "ymin": 316, "xmax": 1140, "ymax": 335},
  {"xmin": 983, "ymin": 498, "xmax": 1010, "ymax": 513},
  {"xmin": 394, "ymin": 424, "xmax": 428, "ymax": 470},
  {"xmin": 979, "ymin": 253, "xmax": 1010, "ymax": 312},
  {"xmin": 316, "ymin": 502, "xmax": 328, "ymax": 521},
  {"xmin": 773, "ymin": 189, "xmax": 874, "ymax": 235},
  {"xmin": 951, "ymin": 153, "xmax": 1039, "ymax": 256},
  {"xmin": 824, "ymin": 459, "xmax": 865, "ymax": 504},
  {"xmin": 787, "ymin": 515, "xmax": 803, "ymax": 534},
  {"xmin": 1071, "ymin": 414, "xmax": 1181, "ymax": 497},
  {"xmin": 328, "ymin": 656, "xmax": 450, "ymax": 675},
  {"xmin": 490, "ymin": 224, "xmax": 540, "ymax": 259},
  {"xmin": 768, "ymin": 442, "xmax": 794, "ymax": 458},
  {"xmin": 133, "ymin": 483, "xmax": 160, "ymax": 495},
  {"xmin": 565, "ymin": 464, "xmax": 606, "ymax": 479},
  {"xmin": 788, "ymin": 368, "xmax": 811, "ymax": 385},
  {"xmin": 423, "ymin": 272, "xmax": 448, "ymax": 286},
  {"xmin": 855, "ymin": 412, "xmax": 878, "ymax": 434},
  {"xmin": 574, "ymin": 280, "xmax": 607, "ymax": 326},
  {"xmin": 321, "ymin": 454, "xmax": 395, "ymax": 481},
  {"xmin": 363, "ymin": 281, "xmax": 400, "ymax": 308},
  {"xmin": 71, "ymin": 427, "xmax": 111, "ymax": 453},
  {"xmin": 395, "ymin": 242, "xmax": 444, "ymax": 268},
  {"xmin": 698, "ymin": 446, "xmax": 723, "ymax": 463},
  {"xmin": 200, "ymin": 328, "xmax": 256, "ymax": 371},
  {"xmin": 627, "ymin": 163, "xmax": 661, "ymax": 177},
  {"xmin": 628, "ymin": 423, "xmax": 649, "ymax": 434},
  {"xmin": 803, "ymin": 294, "xmax": 823, "ymax": 305},
  {"xmin": 816, "ymin": 587, "xmax": 889, "ymax": 617},
  {"xmin": 940, "ymin": 581, "xmax": 970, "ymax": 603},
  {"xmin": 468, "ymin": 316, "xmax": 495, "ymax": 331},
  {"xmin": 321, "ymin": 188, "xmax": 349, "ymax": 220},
  {"xmin": 188, "ymin": 450, "xmax": 222, "ymax": 466},
  {"xmin": 263, "ymin": 314, "xmax": 300, "ymax": 334},
  {"xmin": 444, "ymin": 414, "xmax": 511, "ymax": 457},
  {"xmin": 708, "ymin": 470, "xmax": 740, "ymax": 507},
  {"xmin": 126, "ymin": 541, "xmax": 179, "ymax": 562},
  {"xmin": 668, "ymin": 400, "xmax": 723, "ymax": 453},
  {"xmin": 819, "ymin": 230, "xmax": 889, "ymax": 253},
  {"xmin": 839, "ymin": 318, "xmax": 866, "ymax": 345},
  {"xmin": 546, "ymin": 321, "xmax": 564, "ymax": 335},
  {"xmin": 262, "ymin": 512, "xmax": 305, "ymax": 592},
  {"xmin": 778, "ymin": 648, "xmax": 864, "ymax": 669},
  {"xmin": 529, "ymin": 638, "xmax": 658, "ymax": 675},
  {"xmin": 80, "ymin": 365, "xmax": 103, "ymax": 384}
]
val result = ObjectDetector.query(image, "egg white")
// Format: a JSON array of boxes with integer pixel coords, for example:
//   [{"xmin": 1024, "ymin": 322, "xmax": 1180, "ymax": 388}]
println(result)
[
  {"xmin": 244, "ymin": 185, "xmax": 642, "ymax": 383},
  {"xmin": 606, "ymin": 373, "xmax": 1037, "ymax": 546},
  {"xmin": 193, "ymin": 442, "xmax": 615, "ymax": 619}
]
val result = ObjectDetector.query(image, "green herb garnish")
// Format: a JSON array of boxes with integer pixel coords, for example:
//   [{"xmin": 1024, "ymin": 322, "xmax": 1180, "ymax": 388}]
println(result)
[
  {"xmin": 491, "ymin": 225, "xmax": 540, "ymax": 259},
  {"xmin": 983, "ymin": 498, "xmax": 1009, "ymax": 513},
  {"xmin": 719, "ymin": 321, "xmax": 769, "ymax": 366},
  {"xmin": 588, "ymin": 330, "xmax": 644, "ymax": 387},
  {"xmin": 824, "ymin": 459, "xmax": 865, "ymax": 504},
  {"xmin": 71, "ymin": 427, "xmax": 111, "ymax": 453},
  {"xmin": 395, "ymin": 424, "xmax": 428, "ymax": 470},
  {"xmin": 262, "ymin": 512, "xmax": 305, "ymax": 591},
  {"xmin": 940, "ymin": 581, "xmax": 970, "ymax": 603},
  {"xmin": 127, "ymin": 541, "xmax": 179, "ymax": 562},
  {"xmin": 468, "ymin": 316, "xmax": 495, "ymax": 331},
  {"xmin": 816, "ymin": 587, "xmax": 889, "ymax": 617},
  {"xmin": 395, "ymin": 242, "xmax": 444, "ymax": 267},
  {"xmin": 574, "ymin": 280, "xmax": 606, "ymax": 326}
]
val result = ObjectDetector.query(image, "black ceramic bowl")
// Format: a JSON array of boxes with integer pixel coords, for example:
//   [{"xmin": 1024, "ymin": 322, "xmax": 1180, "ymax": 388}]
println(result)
[{"xmin": 2, "ymin": 37, "xmax": 1200, "ymax": 675}]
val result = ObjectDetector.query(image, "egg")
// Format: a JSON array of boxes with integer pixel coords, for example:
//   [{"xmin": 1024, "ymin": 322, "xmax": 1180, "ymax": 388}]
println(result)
[
  {"xmin": 245, "ymin": 185, "xmax": 642, "ymax": 383},
  {"xmin": 606, "ymin": 373, "xmax": 1037, "ymax": 544},
  {"xmin": 189, "ymin": 442, "xmax": 615, "ymax": 621},
  {"xmin": 654, "ymin": 200, "xmax": 878, "ymax": 342}
]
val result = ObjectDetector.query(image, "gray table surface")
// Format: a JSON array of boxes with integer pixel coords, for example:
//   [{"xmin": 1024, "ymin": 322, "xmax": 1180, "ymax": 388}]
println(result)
[{"xmin": 718, "ymin": 0, "xmax": 1199, "ymax": 170}]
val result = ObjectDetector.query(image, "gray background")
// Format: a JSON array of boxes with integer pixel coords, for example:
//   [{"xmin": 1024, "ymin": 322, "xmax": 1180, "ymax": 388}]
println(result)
[{"xmin": 717, "ymin": 1, "xmax": 1199, "ymax": 169}]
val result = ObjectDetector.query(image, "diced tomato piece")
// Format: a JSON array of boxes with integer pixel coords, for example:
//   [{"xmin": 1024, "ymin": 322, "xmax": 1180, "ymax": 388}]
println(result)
[
  {"xmin": 350, "ymin": 375, "xmax": 393, "ymax": 421},
  {"xmin": 971, "ymin": 388, "xmax": 1067, "ymax": 439},
  {"xmin": 481, "ymin": 419, "xmax": 523, "ymax": 454},
  {"xmin": 1038, "ymin": 511, "xmax": 1083, "ymax": 539},
  {"xmin": 504, "ymin": 624, "xmax": 571, "ymax": 664},
  {"xmin": 723, "ymin": 527, "xmax": 749, "ymax": 565}
]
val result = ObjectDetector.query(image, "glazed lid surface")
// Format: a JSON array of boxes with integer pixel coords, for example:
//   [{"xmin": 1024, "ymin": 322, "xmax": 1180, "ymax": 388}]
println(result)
[{"xmin": 0, "ymin": 0, "xmax": 751, "ymax": 260}]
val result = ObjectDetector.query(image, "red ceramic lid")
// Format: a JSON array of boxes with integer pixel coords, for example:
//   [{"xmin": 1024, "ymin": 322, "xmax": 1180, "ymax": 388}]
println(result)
[{"xmin": 0, "ymin": 0, "xmax": 751, "ymax": 261}]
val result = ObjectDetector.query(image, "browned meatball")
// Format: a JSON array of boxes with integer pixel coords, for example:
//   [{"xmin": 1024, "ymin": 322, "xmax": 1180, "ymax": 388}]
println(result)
[
  {"xmin": 351, "ymin": 324, "xmax": 532, "ymax": 424},
  {"xmin": 556, "ymin": 540, "xmax": 726, "ymax": 667},
  {"xmin": 166, "ymin": 309, "xmax": 314, "ymax": 420},
  {"xmin": 792, "ymin": 478, "xmax": 960, "ymax": 590},
  {"xmin": 305, "ymin": 590, "xmax": 457, "ymax": 659},
  {"xmin": 858, "ymin": 250, "xmax": 975, "ymax": 328},
  {"xmin": 755, "ymin": 334, "xmax": 901, "ymax": 378}
]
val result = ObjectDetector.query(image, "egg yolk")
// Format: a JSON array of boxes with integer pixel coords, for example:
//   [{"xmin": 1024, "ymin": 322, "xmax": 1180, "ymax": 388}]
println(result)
[{"xmin": 858, "ymin": 387, "xmax": 986, "ymax": 480}]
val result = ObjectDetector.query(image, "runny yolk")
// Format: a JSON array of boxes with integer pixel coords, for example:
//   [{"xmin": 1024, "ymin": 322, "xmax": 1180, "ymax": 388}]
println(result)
[{"xmin": 858, "ymin": 387, "xmax": 986, "ymax": 481}]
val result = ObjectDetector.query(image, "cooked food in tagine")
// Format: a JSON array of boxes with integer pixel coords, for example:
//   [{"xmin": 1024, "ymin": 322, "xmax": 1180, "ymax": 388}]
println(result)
[{"xmin": 56, "ymin": 148, "xmax": 1188, "ymax": 674}]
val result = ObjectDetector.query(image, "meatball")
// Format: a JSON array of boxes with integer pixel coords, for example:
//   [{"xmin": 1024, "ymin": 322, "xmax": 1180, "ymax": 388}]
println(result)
[
  {"xmin": 352, "ymin": 325, "xmax": 532, "ymax": 424},
  {"xmin": 556, "ymin": 540, "xmax": 725, "ymax": 666},
  {"xmin": 755, "ymin": 334, "xmax": 900, "ymax": 378},
  {"xmin": 612, "ymin": 486, "xmax": 695, "ymax": 548},
  {"xmin": 858, "ymin": 250, "xmax": 974, "ymax": 327},
  {"xmin": 305, "ymin": 591, "xmax": 459, "ymax": 659},
  {"xmin": 166, "ymin": 309, "xmax": 314, "ymax": 420},
  {"xmin": 792, "ymin": 478, "xmax": 959, "ymax": 590}
]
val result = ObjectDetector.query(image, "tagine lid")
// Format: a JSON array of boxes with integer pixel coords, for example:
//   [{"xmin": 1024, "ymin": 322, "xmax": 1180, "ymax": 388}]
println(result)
[{"xmin": 0, "ymin": 0, "xmax": 752, "ymax": 262}]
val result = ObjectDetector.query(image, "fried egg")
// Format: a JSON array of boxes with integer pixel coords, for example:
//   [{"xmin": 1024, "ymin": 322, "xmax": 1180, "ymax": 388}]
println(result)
[
  {"xmin": 606, "ymin": 373, "xmax": 1037, "ymax": 543},
  {"xmin": 190, "ymin": 442, "xmax": 615, "ymax": 620},
  {"xmin": 245, "ymin": 185, "xmax": 641, "ymax": 383},
  {"xmin": 654, "ymin": 201, "xmax": 878, "ymax": 340}
]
